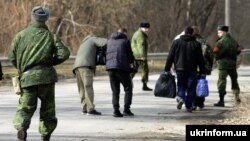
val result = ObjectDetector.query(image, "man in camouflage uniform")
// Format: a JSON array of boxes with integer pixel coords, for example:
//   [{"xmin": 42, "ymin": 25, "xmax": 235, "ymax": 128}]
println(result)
[
  {"xmin": 213, "ymin": 25, "xmax": 241, "ymax": 107},
  {"xmin": 131, "ymin": 21, "xmax": 152, "ymax": 91},
  {"xmin": 9, "ymin": 6, "xmax": 70, "ymax": 141}
]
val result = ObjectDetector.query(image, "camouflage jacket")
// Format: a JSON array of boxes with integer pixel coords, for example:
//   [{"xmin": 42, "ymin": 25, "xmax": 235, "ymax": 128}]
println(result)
[
  {"xmin": 9, "ymin": 21, "xmax": 70, "ymax": 88},
  {"xmin": 213, "ymin": 33, "xmax": 238, "ymax": 70},
  {"xmin": 131, "ymin": 28, "xmax": 149, "ymax": 59},
  {"xmin": 196, "ymin": 36, "xmax": 214, "ymax": 75}
]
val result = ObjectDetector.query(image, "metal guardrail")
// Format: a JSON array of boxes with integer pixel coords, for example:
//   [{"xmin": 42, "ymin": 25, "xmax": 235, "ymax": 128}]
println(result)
[
  {"xmin": 1, "ymin": 49, "xmax": 250, "ymax": 67},
  {"xmin": 0, "ymin": 53, "xmax": 169, "ymax": 67}
]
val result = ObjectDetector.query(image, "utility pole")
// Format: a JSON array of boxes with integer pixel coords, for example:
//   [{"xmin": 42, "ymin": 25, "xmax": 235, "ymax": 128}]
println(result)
[{"xmin": 225, "ymin": 0, "xmax": 230, "ymax": 27}]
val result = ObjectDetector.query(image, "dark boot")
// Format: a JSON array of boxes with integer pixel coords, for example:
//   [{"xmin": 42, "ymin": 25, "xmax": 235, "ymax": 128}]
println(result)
[
  {"xmin": 41, "ymin": 134, "xmax": 51, "ymax": 141},
  {"xmin": 113, "ymin": 109, "xmax": 123, "ymax": 117},
  {"xmin": 123, "ymin": 109, "xmax": 134, "ymax": 116},
  {"xmin": 17, "ymin": 128, "xmax": 27, "ymax": 141},
  {"xmin": 214, "ymin": 94, "xmax": 225, "ymax": 107},
  {"xmin": 233, "ymin": 89, "xmax": 241, "ymax": 103},
  {"xmin": 142, "ymin": 83, "xmax": 152, "ymax": 91}
]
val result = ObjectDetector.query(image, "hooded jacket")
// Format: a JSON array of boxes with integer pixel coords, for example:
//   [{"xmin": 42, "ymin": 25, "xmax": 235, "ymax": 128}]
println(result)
[
  {"xmin": 106, "ymin": 32, "xmax": 135, "ymax": 72},
  {"xmin": 165, "ymin": 34, "xmax": 205, "ymax": 74}
]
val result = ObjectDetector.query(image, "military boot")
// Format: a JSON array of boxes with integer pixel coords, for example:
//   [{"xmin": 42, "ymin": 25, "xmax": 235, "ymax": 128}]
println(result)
[
  {"xmin": 41, "ymin": 134, "xmax": 51, "ymax": 141},
  {"xmin": 233, "ymin": 89, "xmax": 241, "ymax": 103},
  {"xmin": 214, "ymin": 94, "xmax": 225, "ymax": 107},
  {"xmin": 142, "ymin": 83, "xmax": 152, "ymax": 91},
  {"xmin": 17, "ymin": 128, "xmax": 27, "ymax": 141}
]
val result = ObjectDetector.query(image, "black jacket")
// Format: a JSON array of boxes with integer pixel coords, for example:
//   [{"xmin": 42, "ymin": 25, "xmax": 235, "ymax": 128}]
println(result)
[
  {"xmin": 106, "ymin": 32, "xmax": 135, "ymax": 72},
  {"xmin": 165, "ymin": 34, "xmax": 205, "ymax": 74}
]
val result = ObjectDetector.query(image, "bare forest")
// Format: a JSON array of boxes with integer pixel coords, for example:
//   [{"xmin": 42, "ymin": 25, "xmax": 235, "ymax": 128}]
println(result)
[{"xmin": 0, "ymin": 0, "xmax": 250, "ymax": 56}]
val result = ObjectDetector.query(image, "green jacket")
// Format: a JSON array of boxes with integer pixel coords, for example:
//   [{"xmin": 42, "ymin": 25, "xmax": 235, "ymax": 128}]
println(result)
[
  {"xmin": 9, "ymin": 21, "xmax": 70, "ymax": 88},
  {"xmin": 73, "ymin": 35, "xmax": 107, "ymax": 72},
  {"xmin": 131, "ymin": 28, "xmax": 149, "ymax": 59},
  {"xmin": 195, "ymin": 35, "xmax": 214, "ymax": 75},
  {"xmin": 214, "ymin": 33, "xmax": 238, "ymax": 70}
]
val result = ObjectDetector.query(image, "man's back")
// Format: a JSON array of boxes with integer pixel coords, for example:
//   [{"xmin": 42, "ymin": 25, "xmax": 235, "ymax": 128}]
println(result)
[
  {"xmin": 165, "ymin": 34, "xmax": 205, "ymax": 72},
  {"xmin": 131, "ymin": 29, "xmax": 148, "ymax": 59},
  {"xmin": 9, "ymin": 21, "xmax": 70, "ymax": 88},
  {"xmin": 106, "ymin": 32, "xmax": 134, "ymax": 72},
  {"xmin": 73, "ymin": 35, "xmax": 107, "ymax": 70},
  {"xmin": 215, "ymin": 33, "xmax": 238, "ymax": 70}
]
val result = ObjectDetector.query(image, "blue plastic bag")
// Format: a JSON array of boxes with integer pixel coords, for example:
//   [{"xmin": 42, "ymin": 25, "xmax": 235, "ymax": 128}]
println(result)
[{"xmin": 196, "ymin": 75, "xmax": 209, "ymax": 97}]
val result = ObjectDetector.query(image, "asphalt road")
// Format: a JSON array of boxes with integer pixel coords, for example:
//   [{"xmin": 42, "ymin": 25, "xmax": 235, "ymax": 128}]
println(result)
[{"xmin": 0, "ymin": 66, "xmax": 250, "ymax": 141}]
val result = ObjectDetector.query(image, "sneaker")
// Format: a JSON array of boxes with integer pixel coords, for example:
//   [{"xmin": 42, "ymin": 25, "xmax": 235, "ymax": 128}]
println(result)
[
  {"xmin": 17, "ymin": 128, "xmax": 27, "ymax": 141},
  {"xmin": 192, "ymin": 106, "xmax": 197, "ymax": 111},
  {"xmin": 87, "ymin": 110, "xmax": 102, "ymax": 115},
  {"xmin": 123, "ymin": 109, "xmax": 134, "ymax": 116},
  {"xmin": 177, "ymin": 101, "xmax": 183, "ymax": 110},
  {"xmin": 186, "ymin": 108, "xmax": 192, "ymax": 113},
  {"xmin": 113, "ymin": 110, "xmax": 123, "ymax": 117},
  {"xmin": 214, "ymin": 101, "xmax": 225, "ymax": 107}
]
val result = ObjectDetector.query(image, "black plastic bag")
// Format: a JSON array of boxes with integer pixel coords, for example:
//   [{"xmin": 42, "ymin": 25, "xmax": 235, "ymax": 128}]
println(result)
[{"xmin": 154, "ymin": 71, "xmax": 176, "ymax": 98}]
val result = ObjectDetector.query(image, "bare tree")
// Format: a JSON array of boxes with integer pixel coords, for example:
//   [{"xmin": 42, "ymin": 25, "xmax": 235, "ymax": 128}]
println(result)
[{"xmin": 2, "ymin": 0, "xmax": 249, "ymax": 57}]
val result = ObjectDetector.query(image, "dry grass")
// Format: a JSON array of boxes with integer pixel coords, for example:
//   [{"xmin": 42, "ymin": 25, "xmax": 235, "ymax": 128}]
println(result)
[{"xmin": 1, "ymin": 60, "xmax": 166, "ymax": 80}]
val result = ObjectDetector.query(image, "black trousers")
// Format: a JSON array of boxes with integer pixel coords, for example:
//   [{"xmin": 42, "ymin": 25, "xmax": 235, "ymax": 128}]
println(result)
[{"xmin": 108, "ymin": 70, "xmax": 133, "ymax": 110}]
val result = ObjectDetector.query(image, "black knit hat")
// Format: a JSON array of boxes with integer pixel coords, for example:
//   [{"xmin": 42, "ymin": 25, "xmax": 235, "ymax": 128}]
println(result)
[
  {"xmin": 140, "ymin": 21, "xmax": 150, "ymax": 28},
  {"xmin": 184, "ymin": 26, "xmax": 194, "ymax": 35},
  {"xmin": 31, "ymin": 6, "xmax": 50, "ymax": 22},
  {"xmin": 217, "ymin": 25, "xmax": 229, "ymax": 32}
]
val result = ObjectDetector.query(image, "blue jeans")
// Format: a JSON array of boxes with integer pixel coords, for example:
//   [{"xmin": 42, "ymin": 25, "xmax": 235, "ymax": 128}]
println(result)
[{"xmin": 176, "ymin": 70, "xmax": 197, "ymax": 109}]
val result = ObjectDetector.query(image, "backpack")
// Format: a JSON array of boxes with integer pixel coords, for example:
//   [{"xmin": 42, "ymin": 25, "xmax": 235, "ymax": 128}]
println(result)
[
  {"xmin": 200, "ymin": 39, "xmax": 214, "ymax": 75},
  {"xmin": 96, "ymin": 46, "xmax": 107, "ymax": 65}
]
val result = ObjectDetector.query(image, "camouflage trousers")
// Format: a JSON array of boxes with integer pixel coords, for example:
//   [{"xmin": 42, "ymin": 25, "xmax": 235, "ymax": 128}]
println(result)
[
  {"xmin": 130, "ymin": 60, "xmax": 149, "ymax": 83},
  {"xmin": 13, "ymin": 83, "xmax": 57, "ymax": 136},
  {"xmin": 217, "ymin": 69, "xmax": 240, "ymax": 96}
]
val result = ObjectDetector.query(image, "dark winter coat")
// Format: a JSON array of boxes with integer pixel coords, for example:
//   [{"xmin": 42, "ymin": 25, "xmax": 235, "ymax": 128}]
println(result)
[
  {"xmin": 106, "ymin": 32, "xmax": 135, "ymax": 72},
  {"xmin": 165, "ymin": 34, "xmax": 205, "ymax": 74}
]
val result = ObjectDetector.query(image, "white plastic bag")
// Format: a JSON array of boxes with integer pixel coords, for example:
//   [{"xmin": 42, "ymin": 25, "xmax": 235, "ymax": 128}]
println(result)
[{"xmin": 12, "ymin": 76, "xmax": 21, "ymax": 95}]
